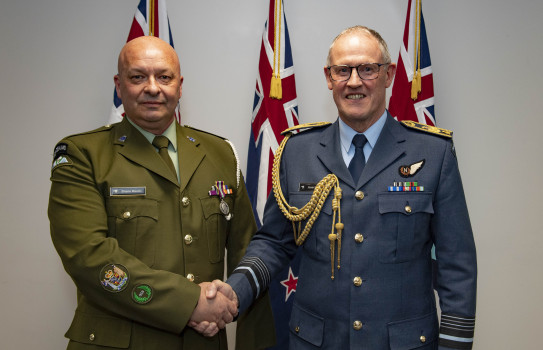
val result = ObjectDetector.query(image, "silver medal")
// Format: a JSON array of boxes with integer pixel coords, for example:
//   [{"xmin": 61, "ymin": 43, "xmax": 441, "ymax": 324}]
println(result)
[{"xmin": 220, "ymin": 200, "xmax": 232, "ymax": 221}]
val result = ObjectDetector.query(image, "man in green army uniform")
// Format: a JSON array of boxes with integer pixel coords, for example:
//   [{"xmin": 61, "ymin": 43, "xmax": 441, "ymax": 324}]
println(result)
[{"xmin": 48, "ymin": 36, "xmax": 274, "ymax": 349}]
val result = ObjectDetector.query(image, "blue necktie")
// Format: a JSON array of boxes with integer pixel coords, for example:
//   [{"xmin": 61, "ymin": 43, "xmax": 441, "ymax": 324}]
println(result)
[{"xmin": 348, "ymin": 134, "xmax": 367, "ymax": 183}]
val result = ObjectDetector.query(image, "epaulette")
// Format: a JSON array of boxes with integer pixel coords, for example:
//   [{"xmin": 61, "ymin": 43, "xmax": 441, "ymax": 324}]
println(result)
[
  {"xmin": 64, "ymin": 124, "xmax": 115, "ymax": 138},
  {"xmin": 401, "ymin": 120, "xmax": 453, "ymax": 138},
  {"xmin": 183, "ymin": 125, "xmax": 226, "ymax": 140},
  {"xmin": 281, "ymin": 122, "xmax": 332, "ymax": 135}
]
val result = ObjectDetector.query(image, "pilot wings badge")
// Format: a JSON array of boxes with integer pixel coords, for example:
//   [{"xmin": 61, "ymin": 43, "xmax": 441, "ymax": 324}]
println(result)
[{"xmin": 399, "ymin": 159, "xmax": 425, "ymax": 178}]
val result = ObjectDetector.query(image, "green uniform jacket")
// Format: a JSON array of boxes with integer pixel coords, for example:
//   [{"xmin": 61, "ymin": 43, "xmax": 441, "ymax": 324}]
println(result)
[{"xmin": 48, "ymin": 118, "xmax": 275, "ymax": 350}]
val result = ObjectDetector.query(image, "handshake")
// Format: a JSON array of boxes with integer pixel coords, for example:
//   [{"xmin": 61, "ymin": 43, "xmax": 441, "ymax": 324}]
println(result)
[{"xmin": 188, "ymin": 280, "xmax": 238, "ymax": 337}]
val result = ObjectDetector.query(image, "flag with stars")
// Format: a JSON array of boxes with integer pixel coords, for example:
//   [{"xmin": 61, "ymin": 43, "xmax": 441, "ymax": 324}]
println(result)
[
  {"xmin": 245, "ymin": 1, "xmax": 300, "ymax": 348},
  {"xmin": 389, "ymin": 0, "xmax": 435, "ymax": 126},
  {"xmin": 108, "ymin": 0, "xmax": 180, "ymax": 124}
]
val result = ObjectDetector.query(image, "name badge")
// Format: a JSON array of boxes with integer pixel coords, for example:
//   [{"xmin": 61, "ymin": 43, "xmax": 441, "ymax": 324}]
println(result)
[
  {"xmin": 110, "ymin": 187, "xmax": 146, "ymax": 196},
  {"xmin": 299, "ymin": 183, "xmax": 317, "ymax": 192}
]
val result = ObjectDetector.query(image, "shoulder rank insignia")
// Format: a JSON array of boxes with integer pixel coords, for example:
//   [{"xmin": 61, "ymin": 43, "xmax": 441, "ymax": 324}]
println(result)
[
  {"xmin": 281, "ymin": 122, "xmax": 332, "ymax": 135},
  {"xmin": 401, "ymin": 120, "xmax": 453, "ymax": 138}
]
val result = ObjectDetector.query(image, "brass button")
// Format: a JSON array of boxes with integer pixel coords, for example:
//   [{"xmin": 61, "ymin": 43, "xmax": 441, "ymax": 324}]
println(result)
[
  {"xmin": 405, "ymin": 205, "xmax": 412, "ymax": 213},
  {"xmin": 89, "ymin": 333, "xmax": 95, "ymax": 341},
  {"xmin": 354, "ymin": 233, "xmax": 364, "ymax": 243},
  {"xmin": 122, "ymin": 211, "xmax": 131, "ymax": 219},
  {"xmin": 181, "ymin": 196, "xmax": 190, "ymax": 207},
  {"xmin": 186, "ymin": 274, "xmax": 195, "ymax": 282},
  {"xmin": 355, "ymin": 191, "xmax": 365, "ymax": 200},
  {"xmin": 420, "ymin": 335, "xmax": 426, "ymax": 343},
  {"xmin": 353, "ymin": 320, "xmax": 363, "ymax": 330},
  {"xmin": 353, "ymin": 277, "xmax": 362, "ymax": 287},
  {"xmin": 295, "ymin": 326, "xmax": 300, "ymax": 333},
  {"xmin": 184, "ymin": 234, "xmax": 193, "ymax": 245}
]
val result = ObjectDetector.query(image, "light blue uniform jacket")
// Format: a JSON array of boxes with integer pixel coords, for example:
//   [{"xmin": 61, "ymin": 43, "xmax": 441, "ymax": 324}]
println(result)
[{"xmin": 228, "ymin": 114, "xmax": 477, "ymax": 350}]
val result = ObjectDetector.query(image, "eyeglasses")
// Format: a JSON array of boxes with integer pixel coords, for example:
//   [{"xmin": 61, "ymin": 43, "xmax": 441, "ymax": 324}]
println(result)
[{"xmin": 327, "ymin": 63, "xmax": 388, "ymax": 81}]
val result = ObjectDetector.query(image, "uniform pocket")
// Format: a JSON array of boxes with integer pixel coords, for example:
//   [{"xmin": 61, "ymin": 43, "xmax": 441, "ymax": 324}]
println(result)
[
  {"xmin": 105, "ymin": 198, "xmax": 158, "ymax": 267},
  {"xmin": 288, "ymin": 303, "xmax": 324, "ymax": 347},
  {"xmin": 66, "ymin": 310, "xmax": 132, "ymax": 348},
  {"xmin": 387, "ymin": 312, "xmax": 438, "ymax": 350},
  {"xmin": 200, "ymin": 196, "xmax": 232, "ymax": 263},
  {"xmin": 378, "ymin": 192, "xmax": 433, "ymax": 263}
]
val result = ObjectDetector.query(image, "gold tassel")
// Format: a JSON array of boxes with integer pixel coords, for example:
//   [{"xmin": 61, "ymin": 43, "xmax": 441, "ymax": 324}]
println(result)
[
  {"xmin": 270, "ymin": 74, "xmax": 283, "ymax": 99},
  {"xmin": 411, "ymin": 70, "xmax": 421, "ymax": 100},
  {"xmin": 411, "ymin": 74, "xmax": 419, "ymax": 100}
]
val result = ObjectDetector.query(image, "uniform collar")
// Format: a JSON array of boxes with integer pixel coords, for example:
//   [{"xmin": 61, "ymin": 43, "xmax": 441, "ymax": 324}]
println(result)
[{"xmin": 126, "ymin": 117, "xmax": 178, "ymax": 152}]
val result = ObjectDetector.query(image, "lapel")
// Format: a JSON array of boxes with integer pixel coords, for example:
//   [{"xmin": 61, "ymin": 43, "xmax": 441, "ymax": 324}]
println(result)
[
  {"xmin": 357, "ymin": 113, "xmax": 406, "ymax": 188},
  {"xmin": 316, "ymin": 121, "xmax": 357, "ymax": 189},
  {"xmin": 176, "ymin": 124, "xmax": 205, "ymax": 194},
  {"xmin": 113, "ymin": 118, "xmax": 179, "ymax": 186}
]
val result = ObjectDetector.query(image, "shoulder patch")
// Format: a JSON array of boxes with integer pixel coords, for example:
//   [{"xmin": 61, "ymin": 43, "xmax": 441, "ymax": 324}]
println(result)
[
  {"xmin": 281, "ymin": 122, "xmax": 332, "ymax": 135},
  {"xmin": 52, "ymin": 155, "xmax": 72, "ymax": 170},
  {"xmin": 183, "ymin": 125, "xmax": 226, "ymax": 140},
  {"xmin": 53, "ymin": 143, "xmax": 69, "ymax": 161},
  {"xmin": 401, "ymin": 120, "xmax": 453, "ymax": 138}
]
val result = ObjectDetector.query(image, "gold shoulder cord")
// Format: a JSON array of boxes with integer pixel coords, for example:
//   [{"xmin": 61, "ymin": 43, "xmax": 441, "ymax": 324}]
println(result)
[{"xmin": 272, "ymin": 133, "xmax": 344, "ymax": 280}]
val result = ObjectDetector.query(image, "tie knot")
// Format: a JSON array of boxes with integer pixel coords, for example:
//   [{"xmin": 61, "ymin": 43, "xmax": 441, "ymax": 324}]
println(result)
[
  {"xmin": 152, "ymin": 135, "xmax": 170, "ymax": 149},
  {"xmin": 352, "ymin": 134, "xmax": 367, "ymax": 149}
]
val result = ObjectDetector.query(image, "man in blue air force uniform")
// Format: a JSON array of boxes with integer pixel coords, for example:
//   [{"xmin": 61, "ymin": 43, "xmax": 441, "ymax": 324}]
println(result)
[{"xmin": 205, "ymin": 26, "xmax": 477, "ymax": 349}]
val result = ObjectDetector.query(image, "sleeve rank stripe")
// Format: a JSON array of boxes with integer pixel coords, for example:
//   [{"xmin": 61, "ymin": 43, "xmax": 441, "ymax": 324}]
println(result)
[
  {"xmin": 440, "ymin": 326, "xmax": 475, "ymax": 339},
  {"xmin": 438, "ymin": 314, "xmax": 476, "ymax": 349},
  {"xmin": 441, "ymin": 314, "xmax": 476, "ymax": 322},
  {"xmin": 439, "ymin": 336, "xmax": 474, "ymax": 350},
  {"xmin": 232, "ymin": 256, "xmax": 270, "ymax": 299}
]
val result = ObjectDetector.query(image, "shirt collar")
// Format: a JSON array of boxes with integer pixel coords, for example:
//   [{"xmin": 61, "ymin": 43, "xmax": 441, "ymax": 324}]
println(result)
[
  {"xmin": 127, "ymin": 118, "xmax": 178, "ymax": 152},
  {"xmin": 339, "ymin": 110, "xmax": 387, "ymax": 154}
]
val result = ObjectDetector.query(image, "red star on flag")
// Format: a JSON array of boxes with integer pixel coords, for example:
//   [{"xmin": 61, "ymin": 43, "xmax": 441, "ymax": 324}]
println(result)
[{"xmin": 280, "ymin": 266, "xmax": 298, "ymax": 301}]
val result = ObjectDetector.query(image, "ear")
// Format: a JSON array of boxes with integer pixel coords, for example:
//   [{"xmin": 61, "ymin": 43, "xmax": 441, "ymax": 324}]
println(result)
[
  {"xmin": 384, "ymin": 63, "xmax": 397, "ymax": 88},
  {"xmin": 324, "ymin": 66, "xmax": 333, "ymax": 90},
  {"xmin": 177, "ymin": 76, "xmax": 184, "ymax": 99},
  {"xmin": 114, "ymin": 75, "xmax": 122, "ymax": 99}
]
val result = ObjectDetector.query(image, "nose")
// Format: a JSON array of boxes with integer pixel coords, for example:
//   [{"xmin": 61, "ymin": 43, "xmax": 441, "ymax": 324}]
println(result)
[
  {"xmin": 346, "ymin": 67, "xmax": 363, "ymax": 88},
  {"xmin": 144, "ymin": 77, "xmax": 160, "ymax": 95}
]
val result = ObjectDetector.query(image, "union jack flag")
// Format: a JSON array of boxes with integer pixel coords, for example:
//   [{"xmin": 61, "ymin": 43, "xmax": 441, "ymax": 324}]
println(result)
[
  {"xmin": 246, "ymin": 0, "xmax": 299, "ymax": 225},
  {"xmin": 245, "ymin": 1, "xmax": 299, "ymax": 348},
  {"xmin": 108, "ymin": 0, "xmax": 180, "ymax": 124},
  {"xmin": 389, "ymin": 0, "xmax": 435, "ymax": 126}
]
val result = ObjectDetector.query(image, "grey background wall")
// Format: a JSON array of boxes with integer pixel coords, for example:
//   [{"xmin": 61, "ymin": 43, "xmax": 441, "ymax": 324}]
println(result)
[{"xmin": 1, "ymin": 0, "xmax": 541, "ymax": 349}]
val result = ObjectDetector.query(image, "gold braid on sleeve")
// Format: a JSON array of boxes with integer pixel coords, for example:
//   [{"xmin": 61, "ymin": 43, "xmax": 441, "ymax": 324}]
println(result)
[{"xmin": 272, "ymin": 133, "xmax": 344, "ymax": 280}]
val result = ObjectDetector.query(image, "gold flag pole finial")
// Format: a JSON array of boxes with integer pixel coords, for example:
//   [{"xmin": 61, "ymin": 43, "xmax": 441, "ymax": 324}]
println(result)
[{"xmin": 270, "ymin": 0, "xmax": 283, "ymax": 99}]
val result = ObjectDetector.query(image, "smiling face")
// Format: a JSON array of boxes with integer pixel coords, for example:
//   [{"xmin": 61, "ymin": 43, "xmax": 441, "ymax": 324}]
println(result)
[
  {"xmin": 114, "ymin": 36, "xmax": 183, "ymax": 135},
  {"xmin": 324, "ymin": 32, "xmax": 396, "ymax": 133}
]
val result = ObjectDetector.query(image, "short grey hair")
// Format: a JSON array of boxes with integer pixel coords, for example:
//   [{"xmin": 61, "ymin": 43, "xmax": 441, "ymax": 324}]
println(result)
[{"xmin": 326, "ymin": 25, "xmax": 391, "ymax": 66}]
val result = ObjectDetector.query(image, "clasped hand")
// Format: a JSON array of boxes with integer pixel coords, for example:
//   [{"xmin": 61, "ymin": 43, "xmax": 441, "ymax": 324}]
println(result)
[{"xmin": 189, "ymin": 280, "xmax": 238, "ymax": 337}]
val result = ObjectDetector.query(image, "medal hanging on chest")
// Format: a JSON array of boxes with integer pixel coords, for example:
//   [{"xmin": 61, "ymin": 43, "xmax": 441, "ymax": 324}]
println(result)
[{"xmin": 208, "ymin": 181, "xmax": 233, "ymax": 221}]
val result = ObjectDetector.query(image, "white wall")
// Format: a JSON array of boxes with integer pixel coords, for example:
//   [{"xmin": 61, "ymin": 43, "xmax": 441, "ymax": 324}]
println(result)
[{"xmin": 1, "ymin": 0, "xmax": 541, "ymax": 349}]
